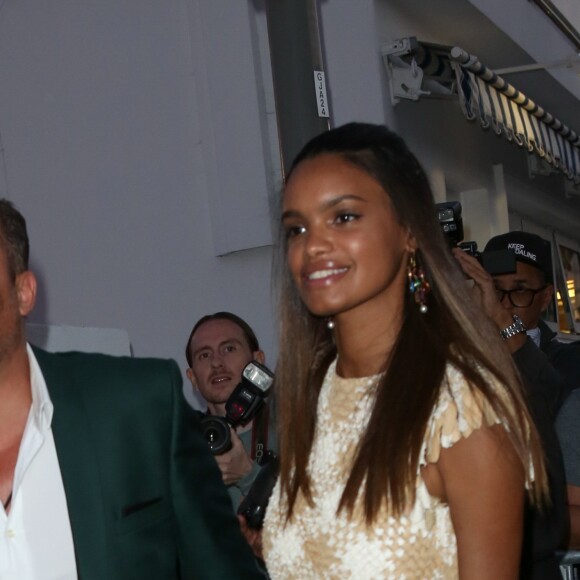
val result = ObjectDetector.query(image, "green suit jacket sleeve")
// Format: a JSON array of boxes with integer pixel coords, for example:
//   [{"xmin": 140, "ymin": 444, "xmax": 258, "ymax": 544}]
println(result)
[{"xmin": 33, "ymin": 346, "xmax": 264, "ymax": 580}]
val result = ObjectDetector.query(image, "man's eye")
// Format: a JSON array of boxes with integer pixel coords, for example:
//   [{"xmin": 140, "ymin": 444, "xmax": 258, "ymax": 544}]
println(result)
[
  {"xmin": 197, "ymin": 352, "xmax": 210, "ymax": 361},
  {"xmin": 224, "ymin": 345, "xmax": 237, "ymax": 353}
]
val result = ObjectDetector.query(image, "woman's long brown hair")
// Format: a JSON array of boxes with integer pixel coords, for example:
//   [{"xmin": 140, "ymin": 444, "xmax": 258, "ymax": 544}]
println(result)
[{"xmin": 274, "ymin": 122, "xmax": 548, "ymax": 525}]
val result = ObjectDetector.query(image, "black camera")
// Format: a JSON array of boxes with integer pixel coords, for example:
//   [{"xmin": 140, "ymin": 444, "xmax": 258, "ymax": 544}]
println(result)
[
  {"xmin": 200, "ymin": 360, "xmax": 274, "ymax": 455},
  {"xmin": 436, "ymin": 201, "xmax": 516, "ymax": 275},
  {"xmin": 237, "ymin": 450, "xmax": 279, "ymax": 530}
]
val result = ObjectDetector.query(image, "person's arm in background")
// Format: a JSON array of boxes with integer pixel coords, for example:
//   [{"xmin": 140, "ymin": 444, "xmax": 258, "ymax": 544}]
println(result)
[
  {"xmin": 565, "ymin": 486, "xmax": 580, "ymax": 549},
  {"xmin": 556, "ymin": 390, "xmax": 580, "ymax": 549},
  {"xmin": 215, "ymin": 428, "xmax": 258, "ymax": 489},
  {"xmin": 218, "ymin": 403, "xmax": 277, "ymax": 501},
  {"xmin": 167, "ymin": 361, "xmax": 265, "ymax": 579}
]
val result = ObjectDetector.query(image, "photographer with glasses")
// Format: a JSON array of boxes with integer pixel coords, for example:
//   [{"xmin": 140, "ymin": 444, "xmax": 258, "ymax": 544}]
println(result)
[
  {"xmin": 485, "ymin": 231, "xmax": 579, "ymax": 402},
  {"xmin": 454, "ymin": 231, "xmax": 574, "ymax": 579},
  {"xmin": 456, "ymin": 231, "xmax": 578, "ymax": 411}
]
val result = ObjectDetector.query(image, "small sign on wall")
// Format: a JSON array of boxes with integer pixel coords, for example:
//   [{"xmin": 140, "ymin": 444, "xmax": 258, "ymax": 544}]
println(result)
[{"xmin": 313, "ymin": 70, "xmax": 330, "ymax": 118}]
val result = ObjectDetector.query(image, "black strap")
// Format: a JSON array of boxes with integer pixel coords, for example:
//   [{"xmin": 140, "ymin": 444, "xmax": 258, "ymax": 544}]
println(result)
[{"xmin": 250, "ymin": 404, "xmax": 269, "ymax": 464}]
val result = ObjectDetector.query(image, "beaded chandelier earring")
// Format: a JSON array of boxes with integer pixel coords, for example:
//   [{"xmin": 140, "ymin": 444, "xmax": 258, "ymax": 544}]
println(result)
[{"xmin": 407, "ymin": 251, "xmax": 430, "ymax": 313}]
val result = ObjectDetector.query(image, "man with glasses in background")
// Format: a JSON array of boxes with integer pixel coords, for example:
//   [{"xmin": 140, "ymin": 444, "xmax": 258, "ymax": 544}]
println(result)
[
  {"xmin": 483, "ymin": 231, "xmax": 579, "ymax": 404},
  {"xmin": 483, "ymin": 233, "xmax": 580, "ymax": 554},
  {"xmin": 453, "ymin": 231, "xmax": 575, "ymax": 579}
]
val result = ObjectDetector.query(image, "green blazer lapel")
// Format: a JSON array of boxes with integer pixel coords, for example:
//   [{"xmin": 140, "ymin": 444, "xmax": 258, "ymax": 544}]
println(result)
[{"xmin": 33, "ymin": 347, "xmax": 110, "ymax": 580}]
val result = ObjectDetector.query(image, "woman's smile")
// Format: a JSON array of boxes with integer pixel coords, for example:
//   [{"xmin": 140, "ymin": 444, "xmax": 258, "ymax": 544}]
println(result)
[{"xmin": 302, "ymin": 264, "xmax": 349, "ymax": 283}]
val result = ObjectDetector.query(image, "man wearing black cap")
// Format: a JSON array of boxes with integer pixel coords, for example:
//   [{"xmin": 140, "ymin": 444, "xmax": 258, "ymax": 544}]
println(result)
[
  {"xmin": 484, "ymin": 231, "xmax": 579, "ymax": 399},
  {"xmin": 454, "ymin": 232, "xmax": 572, "ymax": 580},
  {"xmin": 484, "ymin": 231, "xmax": 580, "ymax": 556}
]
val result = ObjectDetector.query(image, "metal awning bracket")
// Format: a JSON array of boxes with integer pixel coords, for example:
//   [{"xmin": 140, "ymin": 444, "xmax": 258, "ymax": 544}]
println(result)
[
  {"xmin": 382, "ymin": 37, "xmax": 429, "ymax": 104},
  {"xmin": 382, "ymin": 37, "xmax": 456, "ymax": 105},
  {"xmin": 387, "ymin": 57, "xmax": 430, "ymax": 103}
]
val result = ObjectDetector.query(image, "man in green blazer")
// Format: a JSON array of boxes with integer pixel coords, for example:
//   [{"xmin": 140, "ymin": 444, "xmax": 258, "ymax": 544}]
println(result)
[{"xmin": 0, "ymin": 199, "xmax": 264, "ymax": 579}]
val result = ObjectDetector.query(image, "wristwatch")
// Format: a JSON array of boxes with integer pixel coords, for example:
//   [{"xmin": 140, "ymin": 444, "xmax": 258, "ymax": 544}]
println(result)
[{"xmin": 500, "ymin": 314, "xmax": 527, "ymax": 340}]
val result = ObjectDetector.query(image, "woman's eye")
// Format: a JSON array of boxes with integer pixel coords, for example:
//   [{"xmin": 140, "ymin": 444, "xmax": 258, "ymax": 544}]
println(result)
[
  {"xmin": 335, "ymin": 212, "xmax": 360, "ymax": 224},
  {"xmin": 285, "ymin": 225, "xmax": 306, "ymax": 239}
]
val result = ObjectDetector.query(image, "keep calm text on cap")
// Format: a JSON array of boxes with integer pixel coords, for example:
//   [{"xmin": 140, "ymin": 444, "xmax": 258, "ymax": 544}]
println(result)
[{"xmin": 484, "ymin": 231, "xmax": 552, "ymax": 278}]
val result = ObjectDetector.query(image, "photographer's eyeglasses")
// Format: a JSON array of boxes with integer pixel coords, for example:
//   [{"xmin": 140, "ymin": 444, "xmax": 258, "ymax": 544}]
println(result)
[{"xmin": 495, "ymin": 286, "xmax": 548, "ymax": 308}]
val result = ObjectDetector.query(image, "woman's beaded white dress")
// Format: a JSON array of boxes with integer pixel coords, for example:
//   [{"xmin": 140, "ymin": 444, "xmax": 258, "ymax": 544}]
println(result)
[{"xmin": 263, "ymin": 359, "xmax": 507, "ymax": 579}]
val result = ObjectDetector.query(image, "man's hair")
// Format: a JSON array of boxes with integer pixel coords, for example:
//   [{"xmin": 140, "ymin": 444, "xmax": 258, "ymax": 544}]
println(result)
[
  {"xmin": 185, "ymin": 311, "xmax": 260, "ymax": 367},
  {"xmin": 0, "ymin": 199, "xmax": 29, "ymax": 280}
]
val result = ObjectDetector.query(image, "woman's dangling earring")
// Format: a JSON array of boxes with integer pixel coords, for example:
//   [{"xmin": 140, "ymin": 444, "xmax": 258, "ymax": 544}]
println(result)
[
  {"xmin": 326, "ymin": 317, "xmax": 335, "ymax": 330},
  {"xmin": 407, "ymin": 251, "xmax": 430, "ymax": 314}
]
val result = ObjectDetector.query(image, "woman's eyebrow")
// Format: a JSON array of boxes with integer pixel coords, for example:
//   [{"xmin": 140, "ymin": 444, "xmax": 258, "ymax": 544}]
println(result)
[{"xmin": 282, "ymin": 194, "xmax": 368, "ymax": 220}]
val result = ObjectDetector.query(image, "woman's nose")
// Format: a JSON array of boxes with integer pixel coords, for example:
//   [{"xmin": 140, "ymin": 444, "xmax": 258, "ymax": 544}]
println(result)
[{"xmin": 304, "ymin": 226, "xmax": 333, "ymax": 257}]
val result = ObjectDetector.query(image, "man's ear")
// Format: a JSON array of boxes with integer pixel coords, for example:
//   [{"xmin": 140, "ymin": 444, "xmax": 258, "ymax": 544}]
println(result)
[
  {"xmin": 186, "ymin": 368, "xmax": 197, "ymax": 389},
  {"xmin": 539, "ymin": 284, "xmax": 555, "ymax": 313},
  {"xmin": 253, "ymin": 350, "xmax": 266, "ymax": 365},
  {"xmin": 16, "ymin": 270, "xmax": 36, "ymax": 317}
]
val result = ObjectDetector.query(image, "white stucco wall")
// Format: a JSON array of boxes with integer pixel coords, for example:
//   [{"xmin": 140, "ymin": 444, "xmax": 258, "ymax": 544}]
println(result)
[
  {"xmin": 0, "ymin": 0, "xmax": 578, "ymax": 406},
  {"xmin": 0, "ymin": 0, "xmax": 278, "ymax": 407}
]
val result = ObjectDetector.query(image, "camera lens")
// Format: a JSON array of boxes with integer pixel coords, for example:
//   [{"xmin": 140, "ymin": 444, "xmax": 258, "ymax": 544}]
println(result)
[
  {"xmin": 200, "ymin": 416, "xmax": 232, "ymax": 455},
  {"xmin": 206, "ymin": 427, "xmax": 220, "ymax": 443}
]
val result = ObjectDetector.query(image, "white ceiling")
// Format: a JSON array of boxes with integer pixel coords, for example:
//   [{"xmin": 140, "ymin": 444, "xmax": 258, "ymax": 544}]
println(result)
[
  {"xmin": 385, "ymin": 0, "xmax": 580, "ymax": 229},
  {"xmin": 390, "ymin": 0, "xmax": 579, "ymax": 132},
  {"xmin": 468, "ymin": 0, "xmax": 580, "ymax": 130}
]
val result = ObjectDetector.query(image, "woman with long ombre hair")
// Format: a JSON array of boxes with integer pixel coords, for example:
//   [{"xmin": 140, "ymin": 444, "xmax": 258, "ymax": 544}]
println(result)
[{"xmin": 261, "ymin": 123, "xmax": 548, "ymax": 579}]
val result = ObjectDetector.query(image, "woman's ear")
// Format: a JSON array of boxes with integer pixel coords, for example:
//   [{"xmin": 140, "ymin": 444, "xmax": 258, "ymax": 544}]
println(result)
[{"xmin": 405, "ymin": 229, "xmax": 418, "ymax": 253}]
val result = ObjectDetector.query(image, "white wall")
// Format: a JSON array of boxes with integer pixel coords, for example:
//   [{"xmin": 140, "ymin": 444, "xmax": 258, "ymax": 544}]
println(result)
[
  {"xmin": 1, "ymin": 0, "xmax": 578, "ymax": 404},
  {"xmin": 0, "ymin": 0, "xmax": 278, "ymax": 406}
]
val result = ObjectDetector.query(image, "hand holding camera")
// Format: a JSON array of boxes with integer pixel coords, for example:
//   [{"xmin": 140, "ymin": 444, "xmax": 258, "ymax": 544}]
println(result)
[
  {"xmin": 199, "ymin": 359, "xmax": 278, "ymax": 530},
  {"xmin": 437, "ymin": 201, "xmax": 516, "ymax": 276},
  {"xmin": 453, "ymin": 247, "xmax": 526, "ymax": 350},
  {"xmin": 200, "ymin": 360, "xmax": 274, "ymax": 455},
  {"xmin": 215, "ymin": 429, "xmax": 254, "ymax": 486}
]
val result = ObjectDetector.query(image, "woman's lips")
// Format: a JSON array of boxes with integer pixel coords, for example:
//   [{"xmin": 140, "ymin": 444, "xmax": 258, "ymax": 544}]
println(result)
[{"xmin": 303, "ymin": 266, "xmax": 349, "ymax": 284}]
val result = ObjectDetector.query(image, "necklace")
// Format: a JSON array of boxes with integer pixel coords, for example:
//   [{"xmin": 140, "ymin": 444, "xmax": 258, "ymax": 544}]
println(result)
[{"xmin": 2, "ymin": 491, "xmax": 12, "ymax": 510}]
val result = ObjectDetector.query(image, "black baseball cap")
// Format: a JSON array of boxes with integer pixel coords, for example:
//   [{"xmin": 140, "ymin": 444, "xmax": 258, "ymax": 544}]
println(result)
[{"xmin": 484, "ymin": 231, "xmax": 552, "ymax": 278}]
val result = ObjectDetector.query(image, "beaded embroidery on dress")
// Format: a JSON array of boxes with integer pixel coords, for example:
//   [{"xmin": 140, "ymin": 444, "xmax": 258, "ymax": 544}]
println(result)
[{"xmin": 263, "ymin": 359, "xmax": 506, "ymax": 580}]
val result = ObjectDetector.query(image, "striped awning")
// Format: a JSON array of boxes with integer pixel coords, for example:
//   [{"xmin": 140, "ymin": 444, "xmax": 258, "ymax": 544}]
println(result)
[{"xmin": 449, "ymin": 47, "xmax": 580, "ymax": 184}]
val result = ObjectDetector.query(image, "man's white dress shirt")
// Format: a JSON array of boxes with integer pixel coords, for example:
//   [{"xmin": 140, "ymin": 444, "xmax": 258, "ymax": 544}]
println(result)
[
  {"xmin": 0, "ymin": 345, "xmax": 78, "ymax": 580},
  {"xmin": 527, "ymin": 326, "xmax": 542, "ymax": 348}
]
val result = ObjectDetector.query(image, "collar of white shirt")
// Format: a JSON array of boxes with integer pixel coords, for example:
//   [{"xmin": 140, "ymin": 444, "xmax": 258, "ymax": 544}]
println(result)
[
  {"xmin": 526, "ymin": 326, "xmax": 541, "ymax": 348},
  {"xmin": 28, "ymin": 344, "xmax": 54, "ymax": 434},
  {"xmin": 0, "ymin": 344, "xmax": 78, "ymax": 580}
]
